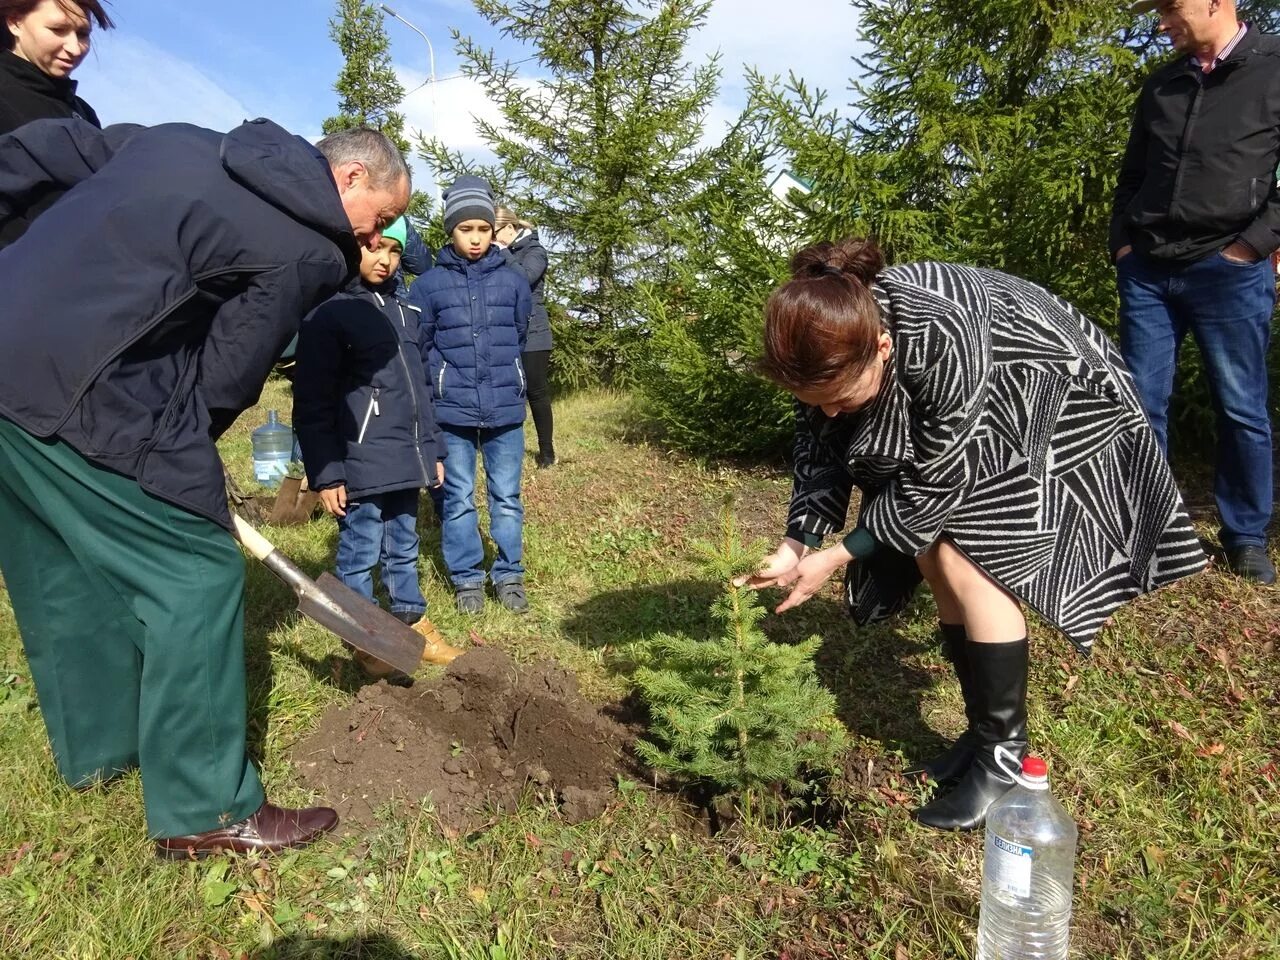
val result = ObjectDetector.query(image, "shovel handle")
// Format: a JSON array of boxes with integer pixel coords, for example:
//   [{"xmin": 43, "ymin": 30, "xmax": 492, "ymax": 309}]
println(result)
[{"xmin": 232, "ymin": 513, "xmax": 276, "ymax": 562}]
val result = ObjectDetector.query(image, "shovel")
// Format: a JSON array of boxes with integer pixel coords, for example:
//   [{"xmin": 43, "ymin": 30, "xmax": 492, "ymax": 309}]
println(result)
[{"xmin": 231, "ymin": 514, "xmax": 424, "ymax": 676}]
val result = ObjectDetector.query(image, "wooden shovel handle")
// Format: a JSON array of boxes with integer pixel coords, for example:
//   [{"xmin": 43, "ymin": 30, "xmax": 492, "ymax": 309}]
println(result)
[{"xmin": 232, "ymin": 513, "xmax": 276, "ymax": 561}]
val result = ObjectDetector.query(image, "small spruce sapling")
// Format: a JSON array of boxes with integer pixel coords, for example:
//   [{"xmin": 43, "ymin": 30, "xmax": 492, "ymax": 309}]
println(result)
[{"xmin": 631, "ymin": 502, "xmax": 846, "ymax": 812}]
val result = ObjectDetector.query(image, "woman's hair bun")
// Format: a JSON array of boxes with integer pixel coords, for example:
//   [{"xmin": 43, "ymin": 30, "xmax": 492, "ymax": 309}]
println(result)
[{"xmin": 789, "ymin": 237, "xmax": 884, "ymax": 285}]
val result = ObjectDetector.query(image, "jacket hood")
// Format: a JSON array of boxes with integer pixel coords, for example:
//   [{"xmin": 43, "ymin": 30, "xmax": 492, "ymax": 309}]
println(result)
[
  {"xmin": 220, "ymin": 118, "xmax": 361, "ymax": 275},
  {"xmin": 436, "ymin": 242, "xmax": 507, "ymax": 275},
  {"xmin": 509, "ymin": 228, "xmax": 542, "ymax": 250}
]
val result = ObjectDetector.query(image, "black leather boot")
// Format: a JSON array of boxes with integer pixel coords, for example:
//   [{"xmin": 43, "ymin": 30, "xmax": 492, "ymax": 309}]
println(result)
[
  {"xmin": 904, "ymin": 624, "xmax": 979, "ymax": 787},
  {"xmin": 914, "ymin": 637, "xmax": 1028, "ymax": 831}
]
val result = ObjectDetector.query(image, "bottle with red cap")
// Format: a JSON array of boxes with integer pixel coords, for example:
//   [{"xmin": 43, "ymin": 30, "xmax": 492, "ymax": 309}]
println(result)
[{"xmin": 976, "ymin": 751, "xmax": 1078, "ymax": 960}]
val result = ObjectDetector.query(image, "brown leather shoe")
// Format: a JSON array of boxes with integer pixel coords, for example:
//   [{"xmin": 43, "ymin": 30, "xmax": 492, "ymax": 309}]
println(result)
[
  {"xmin": 155, "ymin": 801, "xmax": 338, "ymax": 860},
  {"xmin": 413, "ymin": 617, "xmax": 463, "ymax": 665}
]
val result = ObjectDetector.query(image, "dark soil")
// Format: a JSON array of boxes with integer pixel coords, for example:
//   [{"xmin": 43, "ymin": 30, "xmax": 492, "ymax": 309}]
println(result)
[{"xmin": 292, "ymin": 648, "xmax": 632, "ymax": 833}]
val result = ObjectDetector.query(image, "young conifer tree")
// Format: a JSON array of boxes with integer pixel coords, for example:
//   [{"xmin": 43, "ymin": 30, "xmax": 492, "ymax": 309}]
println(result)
[{"xmin": 631, "ymin": 503, "xmax": 845, "ymax": 812}]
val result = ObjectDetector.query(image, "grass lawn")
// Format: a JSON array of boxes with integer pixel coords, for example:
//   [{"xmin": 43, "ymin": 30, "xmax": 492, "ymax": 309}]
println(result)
[{"xmin": 2, "ymin": 381, "xmax": 1278, "ymax": 959}]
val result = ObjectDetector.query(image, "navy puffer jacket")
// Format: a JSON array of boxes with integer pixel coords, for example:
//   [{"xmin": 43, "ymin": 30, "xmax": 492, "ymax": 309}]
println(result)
[
  {"xmin": 293, "ymin": 277, "xmax": 443, "ymax": 499},
  {"xmin": 408, "ymin": 244, "xmax": 531, "ymax": 428},
  {"xmin": 0, "ymin": 117, "xmax": 359, "ymax": 527}
]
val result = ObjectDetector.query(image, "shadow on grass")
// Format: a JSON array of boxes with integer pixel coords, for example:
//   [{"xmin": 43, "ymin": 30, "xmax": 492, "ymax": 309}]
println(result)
[
  {"xmin": 561, "ymin": 578, "xmax": 951, "ymax": 768},
  {"xmin": 249, "ymin": 932, "xmax": 418, "ymax": 959}
]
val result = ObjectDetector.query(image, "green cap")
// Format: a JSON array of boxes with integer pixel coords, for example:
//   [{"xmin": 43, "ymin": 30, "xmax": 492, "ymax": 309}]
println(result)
[
  {"xmin": 383, "ymin": 216, "xmax": 408, "ymax": 251},
  {"xmin": 1131, "ymin": 0, "xmax": 1161, "ymax": 12}
]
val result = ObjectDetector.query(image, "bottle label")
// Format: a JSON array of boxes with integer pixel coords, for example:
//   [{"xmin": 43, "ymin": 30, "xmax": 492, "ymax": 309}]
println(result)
[
  {"xmin": 254, "ymin": 457, "xmax": 289, "ymax": 484},
  {"xmin": 988, "ymin": 833, "xmax": 1033, "ymax": 899}
]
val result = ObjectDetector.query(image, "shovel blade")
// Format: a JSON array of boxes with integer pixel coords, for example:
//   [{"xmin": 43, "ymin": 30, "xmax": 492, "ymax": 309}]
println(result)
[{"xmin": 297, "ymin": 572, "xmax": 425, "ymax": 676}]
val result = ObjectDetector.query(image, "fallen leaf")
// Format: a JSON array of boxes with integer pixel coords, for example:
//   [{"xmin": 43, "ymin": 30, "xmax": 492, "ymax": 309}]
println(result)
[
  {"xmin": 1064, "ymin": 675, "xmax": 1080, "ymax": 695},
  {"xmin": 525, "ymin": 833, "xmax": 542, "ymax": 849},
  {"xmin": 1195, "ymin": 743, "xmax": 1226, "ymax": 758},
  {"xmin": 468, "ymin": 629, "xmax": 487, "ymax": 647},
  {"xmin": 1168, "ymin": 720, "xmax": 1194, "ymax": 743},
  {"xmin": 896, "ymin": 944, "xmax": 910, "ymax": 960}
]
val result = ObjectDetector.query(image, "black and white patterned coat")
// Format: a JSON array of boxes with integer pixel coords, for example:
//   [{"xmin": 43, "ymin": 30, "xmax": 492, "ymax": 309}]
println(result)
[{"xmin": 787, "ymin": 262, "xmax": 1206, "ymax": 652}]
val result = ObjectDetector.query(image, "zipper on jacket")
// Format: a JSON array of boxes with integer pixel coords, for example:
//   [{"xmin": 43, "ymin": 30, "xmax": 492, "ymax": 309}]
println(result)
[
  {"xmin": 437, "ymin": 361, "xmax": 448, "ymax": 399},
  {"xmin": 515, "ymin": 357, "xmax": 527, "ymax": 394},
  {"xmin": 357, "ymin": 388, "xmax": 381, "ymax": 444},
  {"xmin": 391, "ymin": 301, "xmax": 433, "ymax": 487},
  {"xmin": 1169, "ymin": 75, "xmax": 1205, "ymax": 222}
]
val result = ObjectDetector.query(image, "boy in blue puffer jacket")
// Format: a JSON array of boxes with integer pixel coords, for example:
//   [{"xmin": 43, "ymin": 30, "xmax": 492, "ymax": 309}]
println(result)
[
  {"xmin": 294, "ymin": 217, "xmax": 463, "ymax": 677},
  {"xmin": 408, "ymin": 176, "xmax": 533, "ymax": 615}
]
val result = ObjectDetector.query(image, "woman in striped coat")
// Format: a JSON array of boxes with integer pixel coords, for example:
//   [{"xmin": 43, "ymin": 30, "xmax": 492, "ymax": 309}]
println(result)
[{"xmin": 739, "ymin": 237, "xmax": 1206, "ymax": 831}]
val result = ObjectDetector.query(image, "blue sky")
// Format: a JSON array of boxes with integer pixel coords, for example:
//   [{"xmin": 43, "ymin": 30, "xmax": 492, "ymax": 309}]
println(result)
[{"xmin": 73, "ymin": 0, "xmax": 865, "ymax": 192}]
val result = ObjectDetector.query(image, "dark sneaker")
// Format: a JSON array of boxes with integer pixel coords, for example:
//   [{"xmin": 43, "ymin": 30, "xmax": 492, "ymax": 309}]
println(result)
[
  {"xmin": 1226, "ymin": 545, "xmax": 1276, "ymax": 585},
  {"xmin": 535, "ymin": 451, "xmax": 556, "ymax": 468},
  {"xmin": 494, "ymin": 580, "xmax": 529, "ymax": 614},
  {"xmin": 455, "ymin": 586, "xmax": 485, "ymax": 615}
]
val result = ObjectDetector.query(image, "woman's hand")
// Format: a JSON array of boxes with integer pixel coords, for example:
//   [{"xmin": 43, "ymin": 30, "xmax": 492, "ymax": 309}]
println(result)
[
  {"xmin": 734, "ymin": 537, "xmax": 807, "ymax": 590},
  {"xmin": 774, "ymin": 544, "xmax": 854, "ymax": 614}
]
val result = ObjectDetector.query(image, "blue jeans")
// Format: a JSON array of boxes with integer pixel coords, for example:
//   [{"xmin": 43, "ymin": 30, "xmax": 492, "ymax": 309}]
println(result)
[
  {"xmin": 439, "ymin": 423, "xmax": 525, "ymax": 587},
  {"xmin": 335, "ymin": 488, "xmax": 427, "ymax": 618},
  {"xmin": 1118, "ymin": 250, "xmax": 1275, "ymax": 549}
]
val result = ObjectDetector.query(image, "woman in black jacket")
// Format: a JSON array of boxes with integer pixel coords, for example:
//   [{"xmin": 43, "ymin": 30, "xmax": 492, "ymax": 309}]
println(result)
[
  {"xmin": 1, "ymin": 0, "xmax": 111, "ymax": 134},
  {"xmin": 2, "ymin": 0, "xmax": 113, "ymax": 248},
  {"xmin": 496, "ymin": 206, "xmax": 555, "ymax": 467}
]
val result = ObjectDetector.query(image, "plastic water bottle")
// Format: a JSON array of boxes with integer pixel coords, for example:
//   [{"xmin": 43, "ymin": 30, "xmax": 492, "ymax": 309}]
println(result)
[
  {"xmin": 252, "ymin": 410, "xmax": 294, "ymax": 489},
  {"xmin": 976, "ymin": 753, "xmax": 1077, "ymax": 960}
]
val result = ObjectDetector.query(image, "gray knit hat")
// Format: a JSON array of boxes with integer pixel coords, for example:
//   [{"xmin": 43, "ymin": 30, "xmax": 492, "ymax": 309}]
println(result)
[{"xmin": 443, "ymin": 175, "xmax": 496, "ymax": 234}]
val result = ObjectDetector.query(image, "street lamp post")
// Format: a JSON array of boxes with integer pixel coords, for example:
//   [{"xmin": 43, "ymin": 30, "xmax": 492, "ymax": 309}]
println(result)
[{"xmin": 380, "ymin": 4, "xmax": 440, "ymax": 204}]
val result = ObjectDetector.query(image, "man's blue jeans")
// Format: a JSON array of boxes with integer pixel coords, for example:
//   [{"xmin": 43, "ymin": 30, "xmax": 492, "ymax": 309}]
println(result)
[
  {"xmin": 335, "ymin": 487, "xmax": 427, "ymax": 619},
  {"xmin": 1118, "ymin": 250, "xmax": 1274, "ymax": 549},
  {"xmin": 438, "ymin": 423, "xmax": 525, "ymax": 588}
]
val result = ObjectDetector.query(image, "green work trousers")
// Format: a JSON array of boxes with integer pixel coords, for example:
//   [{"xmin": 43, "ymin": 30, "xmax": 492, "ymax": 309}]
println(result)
[{"xmin": 0, "ymin": 418, "xmax": 264, "ymax": 838}]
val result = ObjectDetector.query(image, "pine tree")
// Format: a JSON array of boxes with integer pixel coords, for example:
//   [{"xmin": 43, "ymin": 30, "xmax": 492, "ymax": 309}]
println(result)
[
  {"xmin": 419, "ymin": 0, "xmax": 720, "ymax": 383},
  {"xmin": 630, "ymin": 503, "xmax": 846, "ymax": 811},
  {"xmin": 323, "ymin": 0, "xmax": 432, "ymax": 223}
]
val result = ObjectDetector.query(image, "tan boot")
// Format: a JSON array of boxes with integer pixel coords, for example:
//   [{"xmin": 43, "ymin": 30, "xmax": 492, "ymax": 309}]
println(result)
[
  {"xmin": 412, "ymin": 617, "xmax": 464, "ymax": 665},
  {"xmin": 352, "ymin": 649, "xmax": 413, "ymax": 687}
]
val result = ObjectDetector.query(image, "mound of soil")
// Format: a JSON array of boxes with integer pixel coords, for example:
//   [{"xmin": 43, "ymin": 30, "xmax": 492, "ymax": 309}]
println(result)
[{"xmin": 292, "ymin": 648, "xmax": 631, "ymax": 833}]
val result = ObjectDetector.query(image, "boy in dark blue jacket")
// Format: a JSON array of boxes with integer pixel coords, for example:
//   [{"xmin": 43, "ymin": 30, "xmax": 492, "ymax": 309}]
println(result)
[
  {"xmin": 408, "ymin": 176, "xmax": 533, "ymax": 615},
  {"xmin": 294, "ymin": 217, "xmax": 462, "ymax": 674}
]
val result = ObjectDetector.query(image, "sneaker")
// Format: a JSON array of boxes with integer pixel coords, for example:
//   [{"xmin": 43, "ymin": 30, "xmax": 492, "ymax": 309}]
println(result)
[
  {"xmin": 535, "ymin": 451, "xmax": 556, "ymax": 469},
  {"xmin": 1226, "ymin": 545, "xmax": 1276, "ymax": 585},
  {"xmin": 494, "ymin": 580, "xmax": 529, "ymax": 614},
  {"xmin": 455, "ymin": 586, "xmax": 485, "ymax": 615}
]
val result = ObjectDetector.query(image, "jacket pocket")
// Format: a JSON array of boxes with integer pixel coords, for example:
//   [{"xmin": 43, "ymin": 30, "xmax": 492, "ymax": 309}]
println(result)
[
  {"xmin": 515, "ymin": 357, "xmax": 527, "ymax": 397},
  {"xmin": 357, "ymin": 388, "xmax": 381, "ymax": 444},
  {"xmin": 437, "ymin": 361, "xmax": 448, "ymax": 400}
]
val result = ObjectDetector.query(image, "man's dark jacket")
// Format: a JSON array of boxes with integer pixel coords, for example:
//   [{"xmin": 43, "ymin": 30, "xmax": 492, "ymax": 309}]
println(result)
[
  {"xmin": 1111, "ymin": 30, "xmax": 1280, "ymax": 264},
  {"xmin": 0, "ymin": 50, "xmax": 101, "ymax": 247},
  {"xmin": 293, "ymin": 277, "xmax": 444, "ymax": 499},
  {"xmin": 0, "ymin": 117, "xmax": 360, "ymax": 527}
]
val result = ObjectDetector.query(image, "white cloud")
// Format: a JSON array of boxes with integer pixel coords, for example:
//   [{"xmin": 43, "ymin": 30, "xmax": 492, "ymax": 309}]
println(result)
[
  {"xmin": 396, "ymin": 63, "xmax": 507, "ymax": 155},
  {"xmin": 72, "ymin": 33, "xmax": 258, "ymax": 131}
]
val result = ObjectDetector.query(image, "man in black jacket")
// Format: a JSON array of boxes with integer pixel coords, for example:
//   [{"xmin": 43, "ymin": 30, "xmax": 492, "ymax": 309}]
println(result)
[
  {"xmin": 1113, "ymin": 0, "xmax": 1279, "ymax": 585},
  {"xmin": 0, "ymin": 118, "xmax": 409, "ymax": 856}
]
